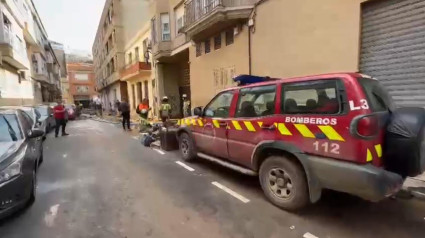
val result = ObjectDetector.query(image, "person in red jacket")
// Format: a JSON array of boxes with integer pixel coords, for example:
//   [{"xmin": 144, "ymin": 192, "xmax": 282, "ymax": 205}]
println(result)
[{"xmin": 53, "ymin": 101, "xmax": 69, "ymax": 137}]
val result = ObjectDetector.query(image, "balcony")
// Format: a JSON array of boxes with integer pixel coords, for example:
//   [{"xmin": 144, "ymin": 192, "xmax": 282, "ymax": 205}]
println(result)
[
  {"xmin": 0, "ymin": 28, "xmax": 29, "ymax": 69},
  {"xmin": 183, "ymin": 0, "xmax": 257, "ymax": 40},
  {"xmin": 120, "ymin": 61, "xmax": 151, "ymax": 81}
]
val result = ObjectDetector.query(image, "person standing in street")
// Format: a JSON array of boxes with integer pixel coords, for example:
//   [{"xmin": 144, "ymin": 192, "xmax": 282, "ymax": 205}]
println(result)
[
  {"xmin": 53, "ymin": 100, "xmax": 69, "ymax": 138},
  {"xmin": 160, "ymin": 96, "xmax": 172, "ymax": 124},
  {"xmin": 115, "ymin": 99, "xmax": 121, "ymax": 116},
  {"xmin": 182, "ymin": 94, "xmax": 191, "ymax": 117},
  {"xmin": 120, "ymin": 100, "xmax": 131, "ymax": 131}
]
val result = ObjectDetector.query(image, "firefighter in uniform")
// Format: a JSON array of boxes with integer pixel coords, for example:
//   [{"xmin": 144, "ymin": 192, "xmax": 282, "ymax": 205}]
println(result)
[{"xmin": 160, "ymin": 96, "xmax": 172, "ymax": 123}]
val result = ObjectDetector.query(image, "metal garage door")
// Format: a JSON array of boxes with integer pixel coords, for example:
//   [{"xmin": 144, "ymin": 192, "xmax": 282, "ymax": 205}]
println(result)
[{"xmin": 360, "ymin": 0, "xmax": 425, "ymax": 107}]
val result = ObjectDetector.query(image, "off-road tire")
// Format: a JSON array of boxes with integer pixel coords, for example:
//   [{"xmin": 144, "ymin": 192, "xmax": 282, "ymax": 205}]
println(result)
[
  {"xmin": 259, "ymin": 156, "xmax": 309, "ymax": 211},
  {"xmin": 179, "ymin": 133, "xmax": 196, "ymax": 162}
]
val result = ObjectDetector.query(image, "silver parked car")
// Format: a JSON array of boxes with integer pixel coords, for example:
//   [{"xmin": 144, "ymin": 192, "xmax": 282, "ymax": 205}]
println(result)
[{"xmin": 35, "ymin": 105, "xmax": 56, "ymax": 133}]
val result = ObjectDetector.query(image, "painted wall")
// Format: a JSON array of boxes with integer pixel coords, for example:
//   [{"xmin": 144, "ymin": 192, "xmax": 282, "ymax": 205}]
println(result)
[
  {"xmin": 0, "ymin": 67, "xmax": 35, "ymax": 106},
  {"xmin": 189, "ymin": 28, "xmax": 249, "ymax": 108},
  {"xmin": 251, "ymin": 0, "xmax": 364, "ymax": 78}
]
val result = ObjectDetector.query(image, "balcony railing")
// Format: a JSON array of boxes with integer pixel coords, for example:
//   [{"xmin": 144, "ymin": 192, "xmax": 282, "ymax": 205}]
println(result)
[
  {"xmin": 2, "ymin": 27, "xmax": 26, "ymax": 58},
  {"xmin": 120, "ymin": 61, "xmax": 151, "ymax": 80},
  {"xmin": 185, "ymin": 0, "xmax": 223, "ymax": 27}
]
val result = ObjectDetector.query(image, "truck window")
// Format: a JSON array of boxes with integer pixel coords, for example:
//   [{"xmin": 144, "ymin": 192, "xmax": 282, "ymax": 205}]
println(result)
[
  {"xmin": 282, "ymin": 80, "xmax": 341, "ymax": 114},
  {"xmin": 357, "ymin": 77, "xmax": 394, "ymax": 112},
  {"xmin": 235, "ymin": 85, "xmax": 276, "ymax": 118},
  {"xmin": 204, "ymin": 91, "xmax": 234, "ymax": 118}
]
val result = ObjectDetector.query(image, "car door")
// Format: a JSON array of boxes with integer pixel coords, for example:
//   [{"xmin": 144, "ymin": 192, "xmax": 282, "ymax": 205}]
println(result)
[
  {"xmin": 20, "ymin": 111, "xmax": 41, "ymax": 162},
  {"xmin": 227, "ymin": 85, "xmax": 278, "ymax": 168},
  {"xmin": 194, "ymin": 90, "xmax": 236, "ymax": 159}
]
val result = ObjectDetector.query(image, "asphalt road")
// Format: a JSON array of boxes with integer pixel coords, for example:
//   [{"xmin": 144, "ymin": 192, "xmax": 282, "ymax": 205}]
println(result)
[{"xmin": 1, "ymin": 119, "xmax": 424, "ymax": 238}]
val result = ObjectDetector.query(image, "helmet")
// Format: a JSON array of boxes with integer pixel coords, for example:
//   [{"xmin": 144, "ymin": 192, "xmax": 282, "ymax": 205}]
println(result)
[
  {"xmin": 163, "ymin": 96, "xmax": 168, "ymax": 100},
  {"xmin": 182, "ymin": 94, "xmax": 187, "ymax": 98}
]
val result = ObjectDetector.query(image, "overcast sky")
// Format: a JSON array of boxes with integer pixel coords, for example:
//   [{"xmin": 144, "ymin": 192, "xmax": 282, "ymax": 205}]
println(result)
[{"xmin": 33, "ymin": 0, "xmax": 105, "ymax": 53}]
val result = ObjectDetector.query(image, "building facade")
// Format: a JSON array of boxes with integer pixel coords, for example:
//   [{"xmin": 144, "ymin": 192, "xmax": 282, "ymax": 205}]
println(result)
[
  {"xmin": 179, "ymin": 0, "xmax": 425, "ymax": 108},
  {"xmin": 67, "ymin": 63, "xmax": 97, "ymax": 107},
  {"xmin": 0, "ymin": 0, "xmax": 61, "ymax": 106},
  {"xmin": 51, "ymin": 41, "xmax": 68, "ymax": 103},
  {"xmin": 92, "ymin": 0, "xmax": 149, "ymax": 112}
]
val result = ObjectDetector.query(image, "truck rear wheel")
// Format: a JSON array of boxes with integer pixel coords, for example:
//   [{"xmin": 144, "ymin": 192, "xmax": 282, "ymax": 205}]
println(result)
[
  {"xmin": 179, "ymin": 133, "xmax": 196, "ymax": 162},
  {"xmin": 259, "ymin": 156, "xmax": 309, "ymax": 211}
]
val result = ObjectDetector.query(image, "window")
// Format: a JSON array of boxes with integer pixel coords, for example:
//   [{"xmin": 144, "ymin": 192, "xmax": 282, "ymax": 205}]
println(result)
[
  {"xmin": 196, "ymin": 42, "xmax": 201, "ymax": 57},
  {"xmin": 236, "ymin": 85, "xmax": 276, "ymax": 118},
  {"xmin": 135, "ymin": 47, "xmax": 139, "ymax": 62},
  {"xmin": 214, "ymin": 34, "xmax": 221, "ymax": 50},
  {"xmin": 176, "ymin": 17, "xmax": 184, "ymax": 34},
  {"xmin": 226, "ymin": 29, "xmax": 234, "ymax": 46},
  {"xmin": 0, "ymin": 114, "xmax": 22, "ymax": 142},
  {"xmin": 128, "ymin": 52, "xmax": 132, "ymax": 65},
  {"xmin": 77, "ymin": 86, "xmax": 89, "ymax": 93},
  {"xmin": 204, "ymin": 91, "xmax": 234, "ymax": 118},
  {"xmin": 282, "ymin": 80, "xmax": 341, "ymax": 114},
  {"xmin": 160, "ymin": 13, "xmax": 170, "ymax": 41},
  {"xmin": 151, "ymin": 17, "xmax": 157, "ymax": 44},
  {"xmin": 357, "ymin": 77, "xmax": 394, "ymax": 112},
  {"xmin": 204, "ymin": 39, "xmax": 210, "ymax": 54},
  {"xmin": 21, "ymin": 111, "xmax": 34, "ymax": 129},
  {"xmin": 75, "ymin": 73, "xmax": 89, "ymax": 80}
]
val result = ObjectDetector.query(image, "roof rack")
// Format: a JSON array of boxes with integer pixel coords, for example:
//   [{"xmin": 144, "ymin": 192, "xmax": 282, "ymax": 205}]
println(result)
[{"xmin": 233, "ymin": 74, "xmax": 275, "ymax": 86}]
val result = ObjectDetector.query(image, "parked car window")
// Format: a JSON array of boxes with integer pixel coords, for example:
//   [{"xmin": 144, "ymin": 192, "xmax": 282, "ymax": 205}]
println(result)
[
  {"xmin": 0, "ymin": 114, "xmax": 23, "ymax": 142},
  {"xmin": 36, "ymin": 106, "xmax": 49, "ymax": 117},
  {"xmin": 204, "ymin": 91, "xmax": 234, "ymax": 118},
  {"xmin": 21, "ymin": 108, "xmax": 34, "ymax": 121},
  {"xmin": 236, "ymin": 85, "xmax": 276, "ymax": 118},
  {"xmin": 357, "ymin": 77, "xmax": 394, "ymax": 112},
  {"xmin": 282, "ymin": 80, "xmax": 341, "ymax": 114},
  {"xmin": 21, "ymin": 111, "xmax": 35, "ymax": 129}
]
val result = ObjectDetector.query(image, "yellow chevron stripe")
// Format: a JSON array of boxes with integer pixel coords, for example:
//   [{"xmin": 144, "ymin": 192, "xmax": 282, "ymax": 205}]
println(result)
[
  {"xmin": 294, "ymin": 124, "xmax": 315, "ymax": 138},
  {"xmin": 197, "ymin": 119, "xmax": 204, "ymax": 127},
  {"xmin": 177, "ymin": 120, "xmax": 181, "ymax": 126},
  {"xmin": 367, "ymin": 149, "xmax": 373, "ymax": 162},
  {"xmin": 191, "ymin": 118, "xmax": 197, "ymax": 126},
  {"xmin": 374, "ymin": 144, "xmax": 382, "ymax": 158},
  {"xmin": 318, "ymin": 125, "xmax": 345, "ymax": 141},
  {"xmin": 212, "ymin": 120, "xmax": 220, "ymax": 128},
  {"xmin": 277, "ymin": 123, "xmax": 292, "ymax": 136},
  {"xmin": 232, "ymin": 121, "xmax": 242, "ymax": 130},
  {"xmin": 185, "ymin": 118, "xmax": 191, "ymax": 125},
  {"xmin": 244, "ymin": 121, "xmax": 256, "ymax": 132},
  {"xmin": 257, "ymin": 121, "xmax": 263, "ymax": 127}
]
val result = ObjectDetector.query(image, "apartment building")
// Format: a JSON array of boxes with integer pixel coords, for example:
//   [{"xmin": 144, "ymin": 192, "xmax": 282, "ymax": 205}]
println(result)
[
  {"xmin": 67, "ymin": 63, "xmax": 97, "ymax": 107},
  {"xmin": 175, "ymin": 0, "xmax": 425, "ymax": 109},
  {"xmin": 92, "ymin": 0, "xmax": 148, "ymax": 112},
  {"xmin": 51, "ymin": 41, "xmax": 68, "ymax": 103},
  {"xmin": 0, "ymin": 0, "xmax": 61, "ymax": 106},
  {"xmin": 149, "ymin": 0, "xmax": 191, "ymax": 118}
]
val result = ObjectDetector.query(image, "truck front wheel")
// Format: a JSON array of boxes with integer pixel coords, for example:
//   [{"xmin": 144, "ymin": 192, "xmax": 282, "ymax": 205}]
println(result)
[
  {"xmin": 259, "ymin": 156, "xmax": 309, "ymax": 211},
  {"xmin": 179, "ymin": 133, "xmax": 196, "ymax": 162}
]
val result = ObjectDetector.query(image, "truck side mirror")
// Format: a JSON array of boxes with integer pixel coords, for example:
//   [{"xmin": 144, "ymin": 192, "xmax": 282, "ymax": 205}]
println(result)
[{"xmin": 193, "ymin": 107, "xmax": 203, "ymax": 116}]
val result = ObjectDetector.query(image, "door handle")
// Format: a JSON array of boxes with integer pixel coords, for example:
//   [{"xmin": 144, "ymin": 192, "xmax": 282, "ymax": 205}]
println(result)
[
  {"xmin": 218, "ymin": 122, "xmax": 227, "ymax": 127},
  {"xmin": 261, "ymin": 124, "xmax": 276, "ymax": 130}
]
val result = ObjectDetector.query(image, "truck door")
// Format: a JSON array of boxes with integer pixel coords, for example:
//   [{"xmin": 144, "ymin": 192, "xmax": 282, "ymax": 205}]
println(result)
[
  {"xmin": 195, "ymin": 90, "xmax": 235, "ymax": 159},
  {"xmin": 227, "ymin": 85, "xmax": 277, "ymax": 168}
]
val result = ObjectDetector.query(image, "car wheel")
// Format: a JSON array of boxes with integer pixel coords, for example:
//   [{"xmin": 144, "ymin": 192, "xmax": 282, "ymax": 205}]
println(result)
[
  {"xmin": 259, "ymin": 156, "xmax": 309, "ymax": 211},
  {"xmin": 179, "ymin": 133, "xmax": 196, "ymax": 162},
  {"xmin": 29, "ymin": 170, "xmax": 37, "ymax": 204}
]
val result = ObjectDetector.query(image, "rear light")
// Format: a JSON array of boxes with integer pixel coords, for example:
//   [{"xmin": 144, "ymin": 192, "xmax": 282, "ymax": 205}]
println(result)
[{"xmin": 357, "ymin": 115, "xmax": 379, "ymax": 137}]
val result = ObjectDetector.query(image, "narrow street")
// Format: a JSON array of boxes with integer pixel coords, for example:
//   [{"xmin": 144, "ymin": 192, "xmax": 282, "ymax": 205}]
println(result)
[{"xmin": 1, "ymin": 119, "xmax": 424, "ymax": 238}]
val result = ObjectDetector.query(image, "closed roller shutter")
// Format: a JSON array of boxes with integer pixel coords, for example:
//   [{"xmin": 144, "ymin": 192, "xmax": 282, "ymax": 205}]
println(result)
[{"xmin": 360, "ymin": 0, "xmax": 425, "ymax": 107}]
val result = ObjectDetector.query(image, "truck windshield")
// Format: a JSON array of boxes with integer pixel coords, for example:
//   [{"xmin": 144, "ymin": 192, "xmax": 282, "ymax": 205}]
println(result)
[{"xmin": 357, "ymin": 77, "xmax": 394, "ymax": 112}]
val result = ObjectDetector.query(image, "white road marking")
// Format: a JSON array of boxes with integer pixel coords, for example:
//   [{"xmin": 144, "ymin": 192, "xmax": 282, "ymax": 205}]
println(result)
[
  {"xmin": 62, "ymin": 154, "xmax": 67, "ymax": 158},
  {"xmin": 44, "ymin": 204, "xmax": 60, "ymax": 227},
  {"xmin": 211, "ymin": 181, "xmax": 250, "ymax": 203},
  {"xmin": 303, "ymin": 232, "xmax": 319, "ymax": 238},
  {"xmin": 132, "ymin": 136, "xmax": 139, "ymax": 140},
  {"xmin": 176, "ymin": 161, "xmax": 195, "ymax": 172},
  {"xmin": 153, "ymin": 149, "xmax": 165, "ymax": 155}
]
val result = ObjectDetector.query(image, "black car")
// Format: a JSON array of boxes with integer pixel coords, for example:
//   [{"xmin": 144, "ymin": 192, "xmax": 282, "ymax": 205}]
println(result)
[{"xmin": 0, "ymin": 109, "xmax": 44, "ymax": 219}]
